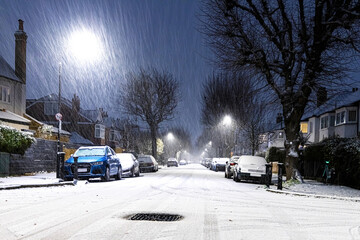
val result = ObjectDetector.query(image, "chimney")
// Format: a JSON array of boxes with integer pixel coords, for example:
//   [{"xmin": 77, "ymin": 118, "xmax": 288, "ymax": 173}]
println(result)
[{"xmin": 14, "ymin": 19, "xmax": 27, "ymax": 84}]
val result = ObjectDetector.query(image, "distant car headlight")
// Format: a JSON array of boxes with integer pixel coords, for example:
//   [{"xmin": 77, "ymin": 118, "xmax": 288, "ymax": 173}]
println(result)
[{"xmin": 92, "ymin": 161, "xmax": 103, "ymax": 165}]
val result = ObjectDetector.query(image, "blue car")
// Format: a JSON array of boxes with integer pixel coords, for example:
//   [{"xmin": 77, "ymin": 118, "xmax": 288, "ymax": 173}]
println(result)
[{"xmin": 64, "ymin": 146, "xmax": 122, "ymax": 181}]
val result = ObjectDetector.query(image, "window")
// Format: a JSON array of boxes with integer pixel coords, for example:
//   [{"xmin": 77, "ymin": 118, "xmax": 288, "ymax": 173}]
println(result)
[
  {"xmin": 320, "ymin": 116, "xmax": 329, "ymax": 129},
  {"xmin": 300, "ymin": 123, "xmax": 308, "ymax": 133},
  {"xmin": 330, "ymin": 116, "xmax": 335, "ymax": 127},
  {"xmin": 0, "ymin": 86, "xmax": 11, "ymax": 103},
  {"xmin": 44, "ymin": 102, "xmax": 58, "ymax": 115},
  {"xmin": 95, "ymin": 124, "xmax": 105, "ymax": 139},
  {"xmin": 109, "ymin": 130, "xmax": 115, "ymax": 141},
  {"xmin": 349, "ymin": 110, "xmax": 357, "ymax": 122},
  {"xmin": 336, "ymin": 111, "xmax": 345, "ymax": 125},
  {"xmin": 278, "ymin": 131, "xmax": 284, "ymax": 139}
]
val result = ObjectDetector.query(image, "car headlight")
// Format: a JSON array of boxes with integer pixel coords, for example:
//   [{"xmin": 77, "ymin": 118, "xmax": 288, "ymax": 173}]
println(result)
[{"xmin": 93, "ymin": 161, "xmax": 103, "ymax": 165}]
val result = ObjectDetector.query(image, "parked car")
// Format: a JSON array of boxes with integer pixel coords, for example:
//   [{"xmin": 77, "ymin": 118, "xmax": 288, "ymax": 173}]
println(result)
[
  {"xmin": 205, "ymin": 158, "xmax": 212, "ymax": 168},
  {"xmin": 233, "ymin": 155, "xmax": 267, "ymax": 183},
  {"xmin": 138, "ymin": 155, "xmax": 158, "ymax": 172},
  {"xmin": 179, "ymin": 159, "xmax": 187, "ymax": 165},
  {"xmin": 210, "ymin": 158, "xmax": 229, "ymax": 171},
  {"xmin": 64, "ymin": 146, "xmax": 122, "ymax": 181},
  {"xmin": 225, "ymin": 155, "xmax": 240, "ymax": 179},
  {"xmin": 167, "ymin": 158, "xmax": 178, "ymax": 167},
  {"xmin": 116, "ymin": 153, "xmax": 140, "ymax": 177}
]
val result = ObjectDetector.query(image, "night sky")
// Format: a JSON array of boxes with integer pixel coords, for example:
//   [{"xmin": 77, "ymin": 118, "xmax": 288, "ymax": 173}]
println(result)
[{"xmin": 0, "ymin": 0, "xmax": 213, "ymax": 141}]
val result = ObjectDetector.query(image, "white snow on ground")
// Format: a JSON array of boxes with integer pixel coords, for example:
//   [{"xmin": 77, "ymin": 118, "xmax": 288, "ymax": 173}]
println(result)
[
  {"xmin": 0, "ymin": 172, "xmax": 60, "ymax": 187},
  {"xmin": 281, "ymin": 179, "xmax": 360, "ymax": 198}
]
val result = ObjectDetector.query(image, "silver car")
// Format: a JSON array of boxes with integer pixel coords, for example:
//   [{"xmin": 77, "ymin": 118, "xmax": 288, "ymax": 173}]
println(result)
[{"xmin": 233, "ymin": 156, "xmax": 267, "ymax": 183}]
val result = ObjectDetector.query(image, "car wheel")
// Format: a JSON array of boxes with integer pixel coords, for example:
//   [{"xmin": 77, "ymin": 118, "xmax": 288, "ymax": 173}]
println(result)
[
  {"xmin": 135, "ymin": 168, "xmax": 140, "ymax": 177},
  {"xmin": 130, "ymin": 167, "xmax": 135, "ymax": 177},
  {"xmin": 115, "ymin": 167, "xmax": 122, "ymax": 180},
  {"xmin": 102, "ymin": 167, "xmax": 110, "ymax": 182}
]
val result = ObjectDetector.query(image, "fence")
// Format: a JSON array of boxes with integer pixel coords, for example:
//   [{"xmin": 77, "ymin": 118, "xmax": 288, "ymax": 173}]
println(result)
[{"xmin": 0, "ymin": 152, "xmax": 10, "ymax": 177}]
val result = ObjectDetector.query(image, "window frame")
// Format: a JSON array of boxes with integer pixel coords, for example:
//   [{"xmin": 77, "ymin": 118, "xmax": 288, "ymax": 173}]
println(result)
[
  {"xmin": 95, "ymin": 124, "xmax": 105, "ymax": 139},
  {"xmin": 0, "ymin": 85, "xmax": 11, "ymax": 103},
  {"xmin": 320, "ymin": 116, "xmax": 329, "ymax": 129},
  {"xmin": 335, "ymin": 111, "xmax": 346, "ymax": 126},
  {"xmin": 348, "ymin": 110, "xmax": 357, "ymax": 122}
]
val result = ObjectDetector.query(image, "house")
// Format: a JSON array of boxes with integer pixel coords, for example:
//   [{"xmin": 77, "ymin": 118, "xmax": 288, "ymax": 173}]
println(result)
[
  {"xmin": 262, "ymin": 88, "xmax": 360, "ymax": 152},
  {"xmin": 26, "ymin": 93, "xmax": 120, "ymax": 146},
  {"xmin": 301, "ymin": 89, "xmax": 360, "ymax": 143},
  {"xmin": 0, "ymin": 19, "xmax": 30, "ymax": 131}
]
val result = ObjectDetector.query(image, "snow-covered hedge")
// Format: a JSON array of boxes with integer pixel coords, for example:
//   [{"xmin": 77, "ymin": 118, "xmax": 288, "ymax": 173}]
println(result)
[
  {"xmin": 0, "ymin": 123, "xmax": 35, "ymax": 155},
  {"xmin": 304, "ymin": 137, "xmax": 360, "ymax": 189}
]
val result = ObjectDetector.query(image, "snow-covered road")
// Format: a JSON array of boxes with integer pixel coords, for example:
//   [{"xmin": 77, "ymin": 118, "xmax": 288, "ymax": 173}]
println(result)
[{"xmin": 0, "ymin": 164, "xmax": 359, "ymax": 240}]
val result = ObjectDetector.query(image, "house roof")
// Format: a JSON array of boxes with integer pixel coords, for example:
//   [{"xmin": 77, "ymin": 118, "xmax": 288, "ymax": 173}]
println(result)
[
  {"xmin": 69, "ymin": 132, "xmax": 93, "ymax": 145},
  {"xmin": 26, "ymin": 93, "xmax": 94, "ymax": 123},
  {"xmin": 302, "ymin": 90, "xmax": 360, "ymax": 120},
  {"xmin": 26, "ymin": 93, "xmax": 72, "ymax": 109},
  {"xmin": 0, "ymin": 55, "xmax": 21, "ymax": 82},
  {"xmin": 0, "ymin": 109, "xmax": 30, "ymax": 125}
]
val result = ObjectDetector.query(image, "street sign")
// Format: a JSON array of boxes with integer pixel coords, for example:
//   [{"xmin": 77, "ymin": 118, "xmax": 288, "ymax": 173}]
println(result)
[{"xmin": 55, "ymin": 113, "xmax": 62, "ymax": 121}]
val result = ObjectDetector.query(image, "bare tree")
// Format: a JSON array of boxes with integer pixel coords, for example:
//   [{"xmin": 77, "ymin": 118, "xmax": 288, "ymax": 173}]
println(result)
[
  {"xmin": 120, "ymin": 68, "xmax": 179, "ymax": 159},
  {"xmin": 201, "ymin": 72, "xmax": 253, "ymax": 126},
  {"xmin": 201, "ymin": 0, "xmax": 360, "ymax": 179}
]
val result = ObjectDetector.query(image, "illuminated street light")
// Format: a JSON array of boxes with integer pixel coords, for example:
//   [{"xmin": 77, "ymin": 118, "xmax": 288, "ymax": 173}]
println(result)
[
  {"xmin": 222, "ymin": 115, "xmax": 232, "ymax": 126},
  {"xmin": 167, "ymin": 132, "xmax": 175, "ymax": 141}
]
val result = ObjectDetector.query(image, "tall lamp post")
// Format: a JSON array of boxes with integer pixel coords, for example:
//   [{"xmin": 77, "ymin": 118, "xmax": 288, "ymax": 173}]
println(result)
[{"xmin": 56, "ymin": 62, "xmax": 64, "ymax": 179}]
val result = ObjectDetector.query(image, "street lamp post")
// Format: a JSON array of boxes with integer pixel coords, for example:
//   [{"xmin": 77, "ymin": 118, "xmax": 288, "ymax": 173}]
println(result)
[{"xmin": 56, "ymin": 62, "xmax": 64, "ymax": 179}]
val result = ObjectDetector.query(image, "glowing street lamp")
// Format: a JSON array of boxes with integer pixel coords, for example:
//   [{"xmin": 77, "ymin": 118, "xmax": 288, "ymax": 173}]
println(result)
[
  {"xmin": 222, "ymin": 115, "xmax": 232, "ymax": 126},
  {"xmin": 167, "ymin": 132, "xmax": 175, "ymax": 141}
]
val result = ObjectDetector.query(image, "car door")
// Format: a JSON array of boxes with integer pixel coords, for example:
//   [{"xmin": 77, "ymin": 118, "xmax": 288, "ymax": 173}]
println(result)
[{"xmin": 107, "ymin": 147, "xmax": 116, "ymax": 175}]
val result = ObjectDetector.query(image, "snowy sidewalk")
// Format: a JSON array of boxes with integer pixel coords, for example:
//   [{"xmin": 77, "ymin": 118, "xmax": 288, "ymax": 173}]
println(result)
[
  {"xmin": 267, "ymin": 179, "xmax": 360, "ymax": 202},
  {"xmin": 0, "ymin": 172, "xmax": 73, "ymax": 190}
]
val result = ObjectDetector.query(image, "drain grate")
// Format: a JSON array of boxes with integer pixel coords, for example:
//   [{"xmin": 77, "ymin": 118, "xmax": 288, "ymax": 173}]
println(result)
[{"xmin": 127, "ymin": 213, "xmax": 183, "ymax": 222}]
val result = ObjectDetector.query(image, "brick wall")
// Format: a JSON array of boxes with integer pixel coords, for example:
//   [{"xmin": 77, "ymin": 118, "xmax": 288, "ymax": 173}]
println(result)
[{"xmin": 9, "ymin": 138, "xmax": 83, "ymax": 175}]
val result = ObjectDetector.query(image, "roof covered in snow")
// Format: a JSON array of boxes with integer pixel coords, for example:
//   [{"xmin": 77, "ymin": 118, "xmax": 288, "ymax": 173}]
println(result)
[
  {"xmin": 0, "ymin": 55, "xmax": 20, "ymax": 82},
  {"xmin": 0, "ymin": 109, "xmax": 30, "ymax": 125},
  {"xmin": 69, "ymin": 132, "xmax": 93, "ymax": 145},
  {"xmin": 302, "ymin": 90, "xmax": 360, "ymax": 120}
]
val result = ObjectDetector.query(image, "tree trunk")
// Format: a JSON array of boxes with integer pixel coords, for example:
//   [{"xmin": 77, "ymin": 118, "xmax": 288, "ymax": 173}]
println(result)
[
  {"xmin": 150, "ymin": 125, "xmax": 158, "ymax": 159},
  {"xmin": 283, "ymin": 111, "xmax": 302, "ymax": 181}
]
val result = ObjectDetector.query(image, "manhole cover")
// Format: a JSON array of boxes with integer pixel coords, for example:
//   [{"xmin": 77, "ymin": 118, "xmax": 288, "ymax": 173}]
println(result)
[{"xmin": 127, "ymin": 213, "xmax": 183, "ymax": 222}]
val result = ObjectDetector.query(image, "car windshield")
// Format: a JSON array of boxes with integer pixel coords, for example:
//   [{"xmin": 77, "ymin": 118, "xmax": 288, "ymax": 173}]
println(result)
[
  {"xmin": 74, "ymin": 148, "xmax": 106, "ymax": 157},
  {"xmin": 138, "ymin": 157, "xmax": 152, "ymax": 163},
  {"xmin": 240, "ymin": 156, "xmax": 266, "ymax": 165}
]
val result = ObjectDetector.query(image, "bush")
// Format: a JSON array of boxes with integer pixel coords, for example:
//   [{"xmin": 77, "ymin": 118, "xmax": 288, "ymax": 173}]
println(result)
[
  {"xmin": 266, "ymin": 147, "xmax": 286, "ymax": 163},
  {"xmin": 333, "ymin": 139, "xmax": 360, "ymax": 189},
  {"xmin": 304, "ymin": 137, "xmax": 360, "ymax": 189},
  {"xmin": 0, "ymin": 124, "xmax": 35, "ymax": 155}
]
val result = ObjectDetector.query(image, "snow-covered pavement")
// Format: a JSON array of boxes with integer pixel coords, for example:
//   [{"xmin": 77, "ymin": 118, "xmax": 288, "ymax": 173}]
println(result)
[{"xmin": 0, "ymin": 164, "xmax": 359, "ymax": 240}]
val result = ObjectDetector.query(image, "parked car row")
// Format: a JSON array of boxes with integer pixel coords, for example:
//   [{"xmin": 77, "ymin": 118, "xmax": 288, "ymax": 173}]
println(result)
[
  {"xmin": 201, "ymin": 157, "xmax": 229, "ymax": 171},
  {"xmin": 63, "ymin": 146, "xmax": 159, "ymax": 181},
  {"xmin": 166, "ymin": 158, "xmax": 191, "ymax": 167},
  {"xmin": 201, "ymin": 155, "xmax": 268, "ymax": 184}
]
